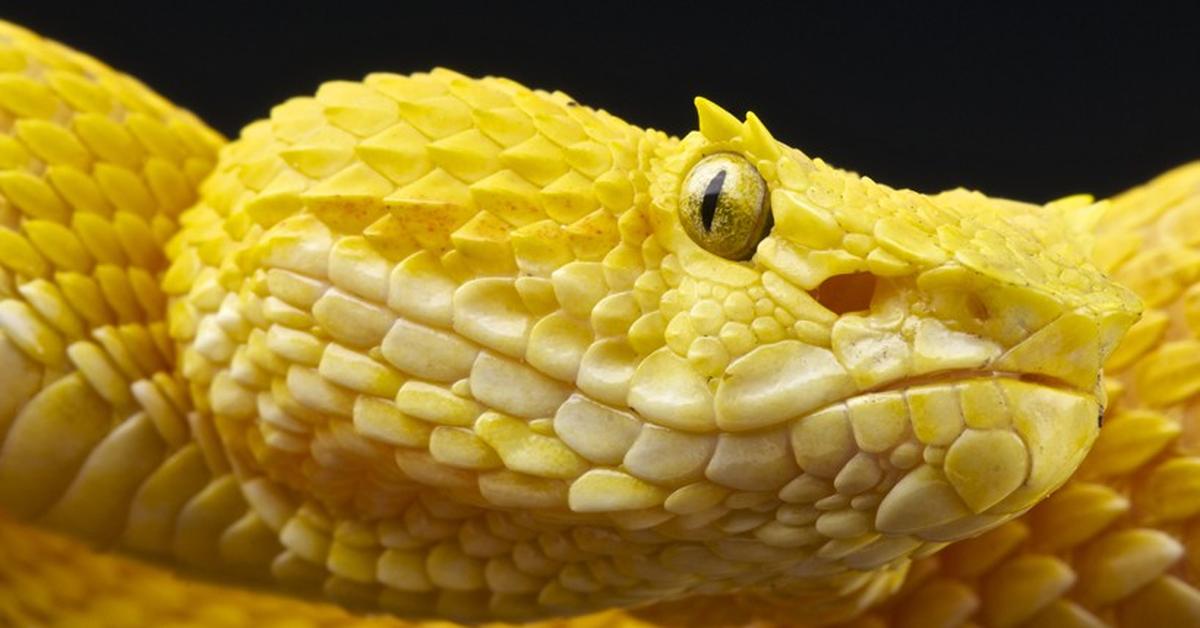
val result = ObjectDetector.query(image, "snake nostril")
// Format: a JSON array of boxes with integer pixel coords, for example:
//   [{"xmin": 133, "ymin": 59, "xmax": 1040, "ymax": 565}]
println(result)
[{"xmin": 810, "ymin": 272, "xmax": 878, "ymax": 315}]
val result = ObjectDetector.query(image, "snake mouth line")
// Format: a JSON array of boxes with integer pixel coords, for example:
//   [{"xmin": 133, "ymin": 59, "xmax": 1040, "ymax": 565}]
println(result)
[
  {"xmin": 865, "ymin": 369, "xmax": 1092, "ymax": 398},
  {"xmin": 787, "ymin": 367, "xmax": 1099, "ymax": 431}
]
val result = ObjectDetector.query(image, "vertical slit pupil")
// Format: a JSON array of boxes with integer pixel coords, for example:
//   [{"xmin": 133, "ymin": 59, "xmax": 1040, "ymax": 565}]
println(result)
[{"xmin": 700, "ymin": 169, "xmax": 726, "ymax": 231}]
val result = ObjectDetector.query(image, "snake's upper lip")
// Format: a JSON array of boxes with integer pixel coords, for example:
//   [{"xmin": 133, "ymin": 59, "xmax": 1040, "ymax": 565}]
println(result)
[
  {"xmin": 782, "ymin": 369, "xmax": 1099, "ymax": 456},
  {"xmin": 710, "ymin": 339, "xmax": 1099, "ymax": 434},
  {"xmin": 790, "ymin": 367, "xmax": 1098, "ymax": 439},
  {"xmin": 863, "ymin": 368, "xmax": 1091, "ymax": 399}
]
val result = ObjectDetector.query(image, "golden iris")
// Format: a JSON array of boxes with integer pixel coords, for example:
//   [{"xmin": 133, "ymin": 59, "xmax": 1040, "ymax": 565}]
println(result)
[{"xmin": 678, "ymin": 152, "xmax": 770, "ymax": 260}]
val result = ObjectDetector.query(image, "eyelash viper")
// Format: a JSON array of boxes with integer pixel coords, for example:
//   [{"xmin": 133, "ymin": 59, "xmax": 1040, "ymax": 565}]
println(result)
[{"xmin": 0, "ymin": 18, "xmax": 1198, "ymax": 628}]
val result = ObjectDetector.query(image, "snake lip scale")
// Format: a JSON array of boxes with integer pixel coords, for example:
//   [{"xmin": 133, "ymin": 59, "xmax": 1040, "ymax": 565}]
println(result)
[
  {"xmin": 841, "ymin": 369, "xmax": 1088, "ymax": 400},
  {"xmin": 3, "ymin": 17, "xmax": 1200, "ymax": 628}
]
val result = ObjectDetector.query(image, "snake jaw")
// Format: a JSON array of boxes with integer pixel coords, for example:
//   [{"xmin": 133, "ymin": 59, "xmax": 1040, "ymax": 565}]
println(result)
[
  {"xmin": 706, "ymin": 301, "xmax": 1108, "ymax": 558},
  {"xmin": 795, "ymin": 267, "xmax": 1133, "ymax": 538}
]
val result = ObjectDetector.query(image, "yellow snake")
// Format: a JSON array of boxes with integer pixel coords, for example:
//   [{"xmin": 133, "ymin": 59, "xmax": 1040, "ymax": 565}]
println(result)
[{"xmin": 0, "ymin": 19, "xmax": 1198, "ymax": 628}]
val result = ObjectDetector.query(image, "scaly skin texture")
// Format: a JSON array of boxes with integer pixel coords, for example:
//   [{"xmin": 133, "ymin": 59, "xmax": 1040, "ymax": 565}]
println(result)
[
  {"xmin": 1, "ymin": 18, "xmax": 1194, "ymax": 628},
  {"xmin": 633, "ymin": 161, "xmax": 1200, "ymax": 628}
]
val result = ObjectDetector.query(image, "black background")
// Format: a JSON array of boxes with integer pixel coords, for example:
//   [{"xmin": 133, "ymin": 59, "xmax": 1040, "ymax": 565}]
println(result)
[{"xmin": 8, "ymin": 3, "xmax": 1199, "ymax": 202}]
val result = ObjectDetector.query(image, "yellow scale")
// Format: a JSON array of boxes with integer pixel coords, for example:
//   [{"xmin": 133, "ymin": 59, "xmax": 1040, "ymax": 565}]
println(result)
[{"xmin": 0, "ymin": 18, "xmax": 1198, "ymax": 628}]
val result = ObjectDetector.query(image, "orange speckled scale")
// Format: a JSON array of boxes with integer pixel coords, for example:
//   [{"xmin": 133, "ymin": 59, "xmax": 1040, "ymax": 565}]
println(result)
[{"xmin": 0, "ymin": 15, "xmax": 1197, "ymax": 628}]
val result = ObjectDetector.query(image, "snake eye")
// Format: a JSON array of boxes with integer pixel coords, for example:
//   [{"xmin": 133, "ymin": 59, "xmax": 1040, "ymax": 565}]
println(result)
[{"xmin": 678, "ymin": 152, "xmax": 771, "ymax": 260}]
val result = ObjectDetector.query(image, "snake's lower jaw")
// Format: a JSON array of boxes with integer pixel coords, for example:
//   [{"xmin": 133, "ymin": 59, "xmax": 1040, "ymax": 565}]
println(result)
[
  {"xmin": 897, "ymin": 377, "xmax": 1098, "ymax": 527},
  {"xmin": 784, "ymin": 294, "xmax": 1124, "ymax": 567},
  {"xmin": 679, "ymin": 374, "xmax": 1104, "ymax": 626},
  {"xmin": 787, "ymin": 375, "xmax": 1099, "ymax": 564}
]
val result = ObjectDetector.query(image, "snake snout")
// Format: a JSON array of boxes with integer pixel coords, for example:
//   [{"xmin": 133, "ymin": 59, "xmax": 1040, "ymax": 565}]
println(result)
[{"xmin": 993, "ymin": 306, "xmax": 1138, "ymax": 395}]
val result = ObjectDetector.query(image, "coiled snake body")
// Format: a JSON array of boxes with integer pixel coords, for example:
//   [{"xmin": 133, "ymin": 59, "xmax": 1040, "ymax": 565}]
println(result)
[{"xmin": 0, "ymin": 19, "xmax": 1197, "ymax": 628}]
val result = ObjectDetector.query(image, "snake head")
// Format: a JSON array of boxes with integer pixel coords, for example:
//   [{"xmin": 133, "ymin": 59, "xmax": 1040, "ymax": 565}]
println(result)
[
  {"xmin": 161, "ymin": 71, "xmax": 1143, "ymax": 622},
  {"xmin": 634, "ymin": 97, "xmax": 1142, "ymax": 577}
]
